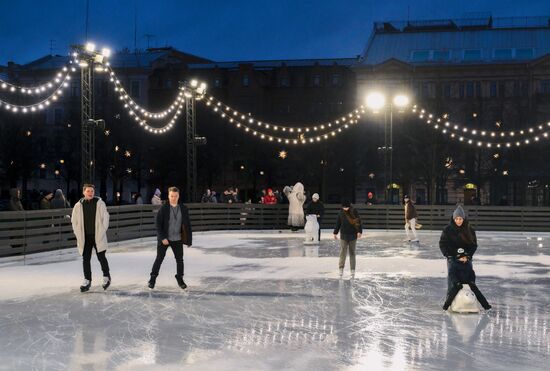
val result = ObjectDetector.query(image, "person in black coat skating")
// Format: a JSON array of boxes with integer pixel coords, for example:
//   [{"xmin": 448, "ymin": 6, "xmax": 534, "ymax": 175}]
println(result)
[
  {"xmin": 439, "ymin": 206, "xmax": 491, "ymax": 310},
  {"xmin": 148, "ymin": 186, "xmax": 192, "ymax": 290}
]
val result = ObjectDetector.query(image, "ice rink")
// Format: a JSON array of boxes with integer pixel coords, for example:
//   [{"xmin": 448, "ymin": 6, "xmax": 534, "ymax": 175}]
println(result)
[{"xmin": 0, "ymin": 229, "xmax": 549, "ymax": 370}]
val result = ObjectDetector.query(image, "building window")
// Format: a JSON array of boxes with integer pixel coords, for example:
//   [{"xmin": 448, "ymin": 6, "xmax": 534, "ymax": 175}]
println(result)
[
  {"xmin": 466, "ymin": 82, "xmax": 474, "ymax": 98},
  {"xmin": 459, "ymin": 83, "xmax": 464, "ymax": 99},
  {"xmin": 490, "ymin": 82, "xmax": 497, "ymax": 98},
  {"xmin": 433, "ymin": 50, "xmax": 450, "ymax": 62},
  {"xmin": 515, "ymin": 48, "xmax": 534, "ymax": 60},
  {"xmin": 131, "ymin": 81, "xmax": 140, "ymax": 98},
  {"xmin": 279, "ymin": 76, "xmax": 290, "ymax": 87},
  {"xmin": 214, "ymin": 78, "xmax": 221, "ymax": 88},
  {"xmin": 54, "ymin": 108, "xmax": 64, "ymax": 125},
  {"xmin": 242, "ymin": 74, "xmax": 249, "ymax": 87},
  {"xmin": 494, "ymin": 48, "xmax": 513, "ymax": 60},
  {"xmin": 475, "ymin": 82, "xmax": 481, "ymax": 98},
  {"xmin": 411, "ymin": 50, "xmax": 430, "ymax": 62},
  {"xmin": 165, "ymin": 79, "xmax": 172, "ymax": 89},
  {"xmin": 463, "ymin": 49, "xmax": 481, "ymax": 61},
  {"xmin": 312, "ymin": 75, "xmax": 321, "ymax": 87},
  {"xmin": 443, "ymin": 83, "xmax": 451, "ymax": 98},
  {"xmin": 71, "ymin": 81, "xmax": 79, "ymax": 97},
  {"xmin": 520, "ymin": 81, "xmax": 529, "ymax": 97},
  {"xmin": 421, "ymin": 82, "xmax": 430, "ymax": 98},
  {"xmin": 498, "ymin": 82, "xmax": 506, "ymax": 97},
  {"xmin": 541, "ymin": 80, "xmax": 550, "ymax": 94},
  {"xmin": 331, "ymin": 74, "xmax": 341, "ymax": 86}
]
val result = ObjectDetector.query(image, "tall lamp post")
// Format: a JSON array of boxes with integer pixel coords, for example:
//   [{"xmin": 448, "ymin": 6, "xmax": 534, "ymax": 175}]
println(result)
[
  {"xmin": 74, "ymin": 42, "xmax": 110, "ymax": 185},
  {"xmin": 366, "ymin": 92, "xmax": 410, "ymax": 204}
]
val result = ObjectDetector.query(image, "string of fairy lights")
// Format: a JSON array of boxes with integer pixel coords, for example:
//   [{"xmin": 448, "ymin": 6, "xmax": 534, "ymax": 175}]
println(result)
[
  {"xmin": 412, "ymin": 106, "xmax": 550, "ymax": 148},
  {"xmin": 1, "ymin": 46, "xmax": 549, "ymax": 147},
  {"xmin": 0, "ymin": 62, "xmax": 76, "ymax": 113},
  {"xmin": 105, "ymin": 65, "xmax": 185, "ymax": 134},
  {"xmin": 200, "ymin": 94, "xmax": 365, "ymax": 144}
]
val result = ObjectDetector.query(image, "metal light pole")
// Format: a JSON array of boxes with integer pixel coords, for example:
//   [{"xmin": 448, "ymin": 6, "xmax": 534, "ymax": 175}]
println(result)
[
  {"xmin": 75, "ymin": 43, "xmax": 110, "ymax": 185},
  {"xmin": 183, "ymin": 80, "xmax": 207, "ymax": 203}
]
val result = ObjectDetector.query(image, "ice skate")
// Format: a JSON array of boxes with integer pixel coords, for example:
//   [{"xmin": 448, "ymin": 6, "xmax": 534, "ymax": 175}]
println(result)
[
  {"xmin": 148, "ymin": 275, "xmax": 157, "ymax": 289},
  {"xmin": 338, "ymin": 268, "xmax": 343, "ymax": 278},
  {"xmin": 101, "ymin": 276, "xmax": 111, "ymax": 290},
  {"xmin": 175, "ymin": 275, "xmax": 187, "ymax": 289},
  {"xmin": 80, "ymin": 279, "xmax": 91, "ymax": 293}
]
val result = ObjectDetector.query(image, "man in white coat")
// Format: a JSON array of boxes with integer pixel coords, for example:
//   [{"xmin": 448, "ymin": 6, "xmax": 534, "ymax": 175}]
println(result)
[{"xmin": 71, "ymin": 184, "xmax": 111, "ymax": 292}]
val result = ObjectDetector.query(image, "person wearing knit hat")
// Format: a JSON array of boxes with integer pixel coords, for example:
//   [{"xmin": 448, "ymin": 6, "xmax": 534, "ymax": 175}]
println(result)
[
  {"xmin": 439, "ymin": 205, "xmax": 491, "ymax": 311},
  {"xmin": 403, "ymin": 195, "xmax": 419, "ymax": 243},
  {"xmin": 333, "ymin": 200, "xmax": 362, "ymax": 279},
  {"xmin": 151, "ymin": 188, "xmax": 162, "ymax": 205},
  {"xmin": 306, "ymin": 193, "xmax": 324, "ymax": 241}
]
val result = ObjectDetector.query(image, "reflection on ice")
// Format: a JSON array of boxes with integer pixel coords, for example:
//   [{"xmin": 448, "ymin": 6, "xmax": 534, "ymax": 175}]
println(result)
[{"xmin": 0, "ymin": 230, "xmax": 548, "ymax": 370}]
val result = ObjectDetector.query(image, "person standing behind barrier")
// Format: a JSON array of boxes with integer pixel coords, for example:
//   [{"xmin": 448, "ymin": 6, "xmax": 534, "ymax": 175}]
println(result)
[
  {"xmin": 148, "ymin": 186, "xmax": 192, "ymax": 290},
  {"xmin": 306, "ymin": 193, "xmax": 324, "ymax": 240},
  {"xmin": 51, "ymin": 189, "xmax": 71, "ymax": 209},
  {"xmin": 71, "ymin": 184, "xmax": 111, "ymax": 292},
  {"xmin": 333, "ymin": 200, "xmax": 362, "ymax": 279},
  {"xmin": 9, "ymin": 188, "xmax": 24, "ymax": 211},
  {"xmin": 151, "ymin": 188, "xmax": 162, "ymax": 205},
  {"xmin": 263, "ymin": 188, "xmax": 278, "ymax": 205},
  {"xmin": 40, "ymin": 191, "xmax": 53, "ymax": 210},
  {"xmin": 404, "ymin": 195, "xmax": 419, "ymax": 243}
]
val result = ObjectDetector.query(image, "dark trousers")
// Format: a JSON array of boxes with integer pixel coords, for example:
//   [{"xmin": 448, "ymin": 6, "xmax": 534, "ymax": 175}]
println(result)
[
  {"xmin": 445, "ymin": 282, "xmax": 491, "ymax": 309},
  {"xmin": 445, "ymin": 260, "xmax": 490, "ymax": 309},
  {"xmin": 150, "ymin": 240, "xmax": 184, "ymax": 277},
  {"xmin": 317, "ymin": 218, "xmax": 322, "ymax": 241},
  {"xmin": 83, "ymin": 235, "xmax": 110, "ymax": 281}
]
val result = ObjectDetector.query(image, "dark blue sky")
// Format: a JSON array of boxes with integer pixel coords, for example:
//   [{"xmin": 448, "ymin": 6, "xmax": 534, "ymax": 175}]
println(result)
[{"xmin": 0, "ymin": 0, "xmax": 548, "ymax": 65}]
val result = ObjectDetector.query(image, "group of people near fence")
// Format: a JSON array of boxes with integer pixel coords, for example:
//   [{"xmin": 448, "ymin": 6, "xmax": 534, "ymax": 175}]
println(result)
[{"xmin": 69, "ymin": 182, "xmax": 490, "ymax": 311}]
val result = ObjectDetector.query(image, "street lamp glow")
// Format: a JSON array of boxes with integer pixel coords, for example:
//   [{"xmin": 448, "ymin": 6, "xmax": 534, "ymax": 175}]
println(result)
[
  {"xmin": 393, "ymin": 94, "xmax": 409, "ymax": 108},
  {"xmin": 366, "ymin": 92, "xmax": 386, "ymax": 111},
  {"xmin": 190, "ymin": 80, "xmax": 198, "ymax": 88},
  {"xmin": 85, "ymin": 42, "xmax": 96, "ymax": 52},
  {"xmin": 101, "ymin": 48, "xmax": 111, "ymax": 58}
]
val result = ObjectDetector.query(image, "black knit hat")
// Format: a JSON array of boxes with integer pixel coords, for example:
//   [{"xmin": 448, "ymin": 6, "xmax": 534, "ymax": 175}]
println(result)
[{"xmin": 342, "ymin": 199, "xmax": 351, "ymax": 207}]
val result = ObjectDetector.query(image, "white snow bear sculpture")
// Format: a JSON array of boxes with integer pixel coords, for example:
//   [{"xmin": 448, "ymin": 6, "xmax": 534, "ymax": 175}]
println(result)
[
  {"xmin": 304, "ymin": 214, "xmax": 319, "ymax": 244},
  {"xmin": 283, "ymin": 182, "xmax": 306, "ymax": 230},
  {"xmin": 449, "ymin": 284, "xmax": 480, "ymax": 313}
]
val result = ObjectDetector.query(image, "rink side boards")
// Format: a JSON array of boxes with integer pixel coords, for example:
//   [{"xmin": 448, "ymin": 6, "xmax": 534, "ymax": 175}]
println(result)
[{"xmin": 1, "ymin": 204, "xmax": 549, "ymax": 257}]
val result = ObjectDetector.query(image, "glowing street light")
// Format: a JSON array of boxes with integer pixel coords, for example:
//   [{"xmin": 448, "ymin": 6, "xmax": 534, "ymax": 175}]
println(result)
[
  {"xmin": 366, "ymin": 92, "xmax": 386, "ymax": 112},
  {"xmin": 393, "ymin": 94, "xmax": 410, "ymax": 108}
]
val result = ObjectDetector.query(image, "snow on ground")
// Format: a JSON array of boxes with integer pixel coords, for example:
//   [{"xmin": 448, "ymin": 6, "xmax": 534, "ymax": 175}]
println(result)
[{"xmin": 0, "ymin": 229, "xmax": 549, "ymax": 370}]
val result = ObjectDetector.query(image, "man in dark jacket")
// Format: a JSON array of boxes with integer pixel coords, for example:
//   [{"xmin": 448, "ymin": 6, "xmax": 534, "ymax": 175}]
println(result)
[
  {"xmin": 306, "ymin": 193, "xmax": 324, "ymax": 240},
  {"xmin": 333, "ymin": 200, "xmax": 362, "ymax": 279},
  {"xmin": 9, "ymin": 188, "xmax": 24, "ymax": 211},
  {"xmin": 148, "ymin": 186, "xmax": 193, "ymax": 289},
  {"xmin": 439, "ymin": 206, "xmax": 491, "ymax": 310}
]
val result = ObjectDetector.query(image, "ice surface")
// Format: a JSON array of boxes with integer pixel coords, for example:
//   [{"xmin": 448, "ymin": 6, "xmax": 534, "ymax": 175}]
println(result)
[{"xmin": 0, "ymin": 230, "xmax": 549, "ymax": 370}]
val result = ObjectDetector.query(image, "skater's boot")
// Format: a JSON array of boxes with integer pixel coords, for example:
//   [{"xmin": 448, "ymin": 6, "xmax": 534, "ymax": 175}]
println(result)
[
  {"xmin": 148, "ymin": 275, "xmax": 157, "ymax": 289},
  {"xmin": 80, "ymin": 279, "xmax": 91, "ymax": 292},
  {"xmin": 338, "ymin": 268, "xmax": 344, "ymax": 278},
  {"xmin": 102, "ymin": 276, "xmax": 111, "ymax": 290},
  {"xmin": 175, "ymin": 275, "xmax": 187, "ymax": 289},
  {"xmin": 350, "ymin": 270, "xmax": 355, "ymax": 279}
]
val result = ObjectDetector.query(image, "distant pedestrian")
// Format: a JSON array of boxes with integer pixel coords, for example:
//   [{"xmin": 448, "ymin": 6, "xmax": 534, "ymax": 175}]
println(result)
[
  {"xmin": 9, "ymin": 188, "xmax": 24, "ymax": 211},
  {"xmin": 40, "ymin": 191, "xmax": 54, "ymax": 210},
  {"xmin": 51, "ymin": 189, "xmax": 71, "ymax": 209},
  {"xmin": 333, "ymin": 200, "xmax": 362, "ymax": 279},
  {"xmin": 151, "ymin": 188, "xmax": 162, "ymax": 205},
  {"xmin": 306, "ymin": 193, "xmax": 324, "ymax": 240},
  {"xmin": 404, "ymin": 195, "xmax": 420, "ymax": 243}
]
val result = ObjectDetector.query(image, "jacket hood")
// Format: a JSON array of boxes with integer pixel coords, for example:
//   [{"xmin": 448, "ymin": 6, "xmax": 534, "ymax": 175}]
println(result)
[{"xmin": 9, "ymin": 188, "xmax": 19, "ymax": 199}]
